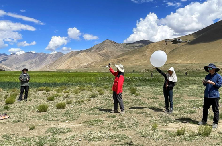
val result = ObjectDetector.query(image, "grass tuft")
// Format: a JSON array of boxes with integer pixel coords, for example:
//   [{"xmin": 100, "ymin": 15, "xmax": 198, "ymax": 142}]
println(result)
[
  {"xmin": 37, "ymin": 104, "xmax": 49, "ymax": 112},
  {"xmin": 56, "ymin": 102, "xmax": 66, "ymax": 109}
]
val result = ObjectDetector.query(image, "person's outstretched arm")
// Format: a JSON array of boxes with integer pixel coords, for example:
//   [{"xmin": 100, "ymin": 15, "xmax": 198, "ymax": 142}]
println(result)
[
  {"xmin": 156, "ymin": 67, "xmax": 167, "ymax": 78},
  {"xmin": 109, "ymin": 67, "xmax": 118, "ymax": 76}
]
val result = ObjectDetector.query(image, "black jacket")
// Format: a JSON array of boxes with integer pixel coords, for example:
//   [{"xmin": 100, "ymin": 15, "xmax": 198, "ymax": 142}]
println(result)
[{"xmin": 156, "ymin": 68, "xmax": 176, "ymax": 90}]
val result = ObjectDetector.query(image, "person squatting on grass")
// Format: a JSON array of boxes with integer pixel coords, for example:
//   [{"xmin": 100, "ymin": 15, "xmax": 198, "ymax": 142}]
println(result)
[
  {"xmin": 199, "ymin": 63, "xmax": 222, "ymax": 129},
  {"xmin": 18, "ymin": 68, "xmax": 30, "ymax": 101},
  {"xmin": 109, "ymin": 64, "xmax": 125, "ymax": 114},
  {"xmin": 156, "ymin": 67, "xmax": 177, "ymax": 113}
]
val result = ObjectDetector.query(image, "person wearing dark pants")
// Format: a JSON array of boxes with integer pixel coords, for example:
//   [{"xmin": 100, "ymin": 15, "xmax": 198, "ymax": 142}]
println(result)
[
  {"xmin": 109, "ymin": 64, "xmax": 125, "ymax": 114},
  {"xmin": 156, "ymin": 67, "xmax": 177, "ymax": 113},
  {"xmin": 199, "ymin": 63, "xmax": 222, "ymax": 129},
  {"xmin": 18, "ymin": 68, "xmax": 30, "ymax": 101}
]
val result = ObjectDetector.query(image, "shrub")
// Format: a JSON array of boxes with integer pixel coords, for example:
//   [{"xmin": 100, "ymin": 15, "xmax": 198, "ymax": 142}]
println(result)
[
  {"xmin": 5, "ymin": 97, "xmax": 15, "ymax": 104},
  {"xmin": 4, "ymin": 105, "xmax": 9, "ymax": 110},
  {"xmin": 198, "ymin": 125, "xmax": 212, "ymax": 137},
  {"xmin": 29, "ymin": 124, "xmax": 35, "ymax": 130},
  {"xmin": 37, "ymin": 87, "xmax": 46, "ymax": 91},
  {"xmin": 10, "ymin": 93, "xmax": 17, "ymax": 99},
  {"xmin": 37, "ymin": 104, "xmax": 49, "ymax": 112},
  {"xmin": 129, "ymin": 87, "xmax": 137, "ymax": 94},
  {"xmin": 73, "ymin": 89, "xmax": 80, "ymax": 94},
  {"xmin": 98, "ymin": 89, "xmax": 104, "ymax": 95},
  {"xmin": 56, "ymin": 102, "xmax": 66, "ymax": 109},
  {"xmin": 90, "ymin": 93, "xmax": 98, "ymax": 98},
  {"xmin": 151, "ymin": 123, "xmax": 158, "ymax": 131},
  {"xmin": 66, "ymin": 100, "xmax": 72, "ymax": 104},
  {"xmin": 47, "ymin": 96, "xmax": 55, "ymax": 101},
  {"xmin": 64, "ymin": 90, "xmax": 69, "ymax": 93},
  {"xmin": 45, "ymin": 87, "xmax": 51, "ymax": 92},
  {"xmin": 176, "ymin": 127, "xmax": 185, "ymax": 136}
]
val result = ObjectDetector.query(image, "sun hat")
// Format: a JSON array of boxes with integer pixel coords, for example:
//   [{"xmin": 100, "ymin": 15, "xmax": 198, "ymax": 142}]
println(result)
[
  {"xmin": 204, "ymin": 63, "xmax": 220, "ymax": 72},
  {"xmin": 22, "ymin": 68, "xmax": 28, "ymax": 71},
  {"xmin": 115, "ymin": 64, "xmax": 124, "ymax": 72}
]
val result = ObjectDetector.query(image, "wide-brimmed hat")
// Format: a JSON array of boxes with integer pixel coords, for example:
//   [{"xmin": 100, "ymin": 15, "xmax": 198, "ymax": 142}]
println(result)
[
  {"xmin": 22, "ymin": 68, "xmax": 28, "ymax": 71},
  {"xmin": 204, "ymin": 63, "xmax": 220, "ymax": 72},
  {"xmin": 115, "ymin": 64, "xmax": 124, "ymax": 72}
]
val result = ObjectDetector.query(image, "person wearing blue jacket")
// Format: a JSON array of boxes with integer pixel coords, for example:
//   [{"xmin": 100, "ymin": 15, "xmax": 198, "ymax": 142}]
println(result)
[{"xmin": 199, "ymin": 63, "xmax": 222, "ymax": 129}]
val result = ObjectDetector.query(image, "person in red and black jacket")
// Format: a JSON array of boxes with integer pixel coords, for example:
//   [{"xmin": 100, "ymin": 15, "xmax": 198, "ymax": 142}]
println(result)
[{"xmin": 109, "ymin": 63, "xmax": 125, "ymax": 114}]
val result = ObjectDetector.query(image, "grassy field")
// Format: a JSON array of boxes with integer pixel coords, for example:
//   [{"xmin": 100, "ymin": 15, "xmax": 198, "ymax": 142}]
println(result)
[{"xmin": 0, "ymin": 70, "xmax": 222, "ymax": 146}]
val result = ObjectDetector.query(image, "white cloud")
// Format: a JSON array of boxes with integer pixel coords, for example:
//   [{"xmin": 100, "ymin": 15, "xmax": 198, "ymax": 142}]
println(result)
[
  {"xmin": 20, "ymin": 10, "xmax": 26, "ymax": 12},
  {"xmin": 0, "ymin": 20, "xmax": 35, "ymax": 31},
  {"xmin": 83, "ymin": 34, "xmax": 99, "ymax": 40},
  {"xmin": 45, "ymin": 36, "xmax": 68, "ymax": 51},
  {"xmin": 61, "ymin": 47, "xmax": 72, "ymax": 51},
  {"xmin": 0, "ymin": 31, "xmax": 22, "ymax": 42},
  {"xmin": 124, "ymin": 0, "xmax": 222, "ymax": 43},
  {"xmin": 68, "ymin": 27, "xmax": 81, "ymax": 39},
  {"xmin": 0, "ymin": 9, "xmax": 44, "ymax": 25},
  {"xmin": 0, "ymin": 10, "xmax": 6, "ymax": 16},
  {"xmin": 160, "ymin": 0, "xmax": 222, "ymax": 34},
  {"xmin": 124, "ymin": 13, "xmax": 175, "ymax": 43},
  {"xmin": 0, "ymin": 39, "xmax": 8, "ymax": 49},
  {"xmin": 17, "ymin": 41, "xmax": 36, "ymax": 47},
  {"xmin": 0, "ymin": 20, "xmax": 36, "ymax": 48},
  {"xmin": 8, "ymin": 48, "xmax": 21, "ymax": 53},
  {"xmin": 166, "ymin": 2, "xmax": 182, "ymax": 7},
  {"xmin": 181, "ymin": 0, "xmax": 187, "ymax": 1},
  {"xmin": 131, "ymin": 0, "xmax": 153, "ymax": 3}
]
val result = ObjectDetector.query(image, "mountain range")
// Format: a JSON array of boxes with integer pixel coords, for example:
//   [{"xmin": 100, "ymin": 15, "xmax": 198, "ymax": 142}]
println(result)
[{"xmin": 0, "ymin": 20, "xmax": 222, "ymax": 71}]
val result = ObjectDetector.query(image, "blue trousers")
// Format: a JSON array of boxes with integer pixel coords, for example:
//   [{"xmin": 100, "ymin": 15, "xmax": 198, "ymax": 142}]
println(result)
[{"xmin": 163, "ymin": 88, "xmax": 173, "ymax": 110}]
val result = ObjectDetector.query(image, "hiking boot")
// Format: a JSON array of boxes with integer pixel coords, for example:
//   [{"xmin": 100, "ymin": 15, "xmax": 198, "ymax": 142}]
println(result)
[
  {"xmin": 198, "ymin": 120, "xmax": 207, "ymax": 125},
  {"xmin": 17, "ymin": 99, "xmax": 23, "ymax": 101},
  {"xmin": 212, "ymin": 123, "xmax": 218, "ymax": 129},
  {"xmin": 169, "ymin": 108, "xmax": 173, "ymax": 114},
  {"xmin": 164, "ymin": 109, "xmax": 169, "ymax": 113},
  {"xmin": 110, "ymin": 110, "xmax": 118, "ymax": 113}
]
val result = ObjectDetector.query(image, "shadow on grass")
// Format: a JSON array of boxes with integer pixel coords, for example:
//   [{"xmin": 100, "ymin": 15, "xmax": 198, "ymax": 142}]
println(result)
[
  {"xmin": 176, "ymin": 118, "xmax": 199, "ymax": 124},
  {"xmin": 148, "ymin": 106, "xmax": 163, "ymax": 112},
  {"xmin": 129, "ymin": 107, "xmax": 147, "ymax": 109},
  {"xmin": 98, "ymin": 109, "xmax": 112, "ymax": 112}
]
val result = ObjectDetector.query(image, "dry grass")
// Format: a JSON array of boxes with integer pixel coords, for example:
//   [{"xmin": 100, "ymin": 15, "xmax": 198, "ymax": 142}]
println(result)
[{"xmin": 0, "ymin": 83, "xmax": 222, "ymax": 146}]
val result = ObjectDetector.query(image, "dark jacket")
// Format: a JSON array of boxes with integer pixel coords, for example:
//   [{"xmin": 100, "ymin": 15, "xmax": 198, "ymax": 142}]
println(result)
[
  {"xmin": 156, "ymin": 68, "xmax": 176, "ymax": 90},
  {"xmin": 109, "ymin": 67, "xmax": 124, "ymax": 94},
  {"xmin": 19, "ymin": 73, "xmax": 30, "ymax": 86},
  {"xmin": 203, "ymin": 73, "xmax": 222, "ymax": 98}
]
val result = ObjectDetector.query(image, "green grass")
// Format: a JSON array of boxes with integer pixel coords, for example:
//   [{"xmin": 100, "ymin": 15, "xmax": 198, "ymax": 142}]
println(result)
[
  {"xmin": 176, "ymin": 127, "xmax": 186, "ymax": 136},
  {"xmin": 198, "ymin": 126, "xmax": 212, "ymax": 137},
  {"xmin": 56, "ymin": 102, "xmax": 66, "ymax": 109},
  {"xmin": 37, "ymin": 104, "xmax": 49, "ymax": 112},
  {"xmin": 0, "ymin": 70, "xmax": 220, "ymax": 145}
]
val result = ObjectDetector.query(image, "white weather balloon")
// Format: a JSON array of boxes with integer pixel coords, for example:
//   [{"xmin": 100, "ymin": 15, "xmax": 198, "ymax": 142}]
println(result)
[{"xmin": 150, "ymin": 50, "xmax": 167, "ymax": 67}]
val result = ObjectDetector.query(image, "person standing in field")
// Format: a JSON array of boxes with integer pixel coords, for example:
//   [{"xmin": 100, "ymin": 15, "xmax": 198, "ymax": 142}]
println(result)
[
  {"xmin": 18, "ymin": 68, "xmax": 30, "ymax": 101},
  {"xmin": 108, "ymin": 64, "xmax": 125, "ymax": 114},
  {"xmin": 199, "ymin": 63, "xmax": 222, "ymax": 129},
  {"xmin": 156, "ymin": 67, "xmax": 177, "ymax": 113}
]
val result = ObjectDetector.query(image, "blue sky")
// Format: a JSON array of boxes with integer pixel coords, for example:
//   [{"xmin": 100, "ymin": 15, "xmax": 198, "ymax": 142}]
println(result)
[{"xmin": 0, "ymin": 0, "xmax": 221, "ymax": 54}]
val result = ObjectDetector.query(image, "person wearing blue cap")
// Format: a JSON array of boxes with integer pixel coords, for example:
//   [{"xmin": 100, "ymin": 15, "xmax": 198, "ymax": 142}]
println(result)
[{"xmin": 199, "ymin": 63, "xmax": 222, "ymax": 129}]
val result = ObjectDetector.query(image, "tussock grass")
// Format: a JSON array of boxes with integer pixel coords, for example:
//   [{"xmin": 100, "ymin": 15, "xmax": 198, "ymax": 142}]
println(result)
[
  {"xmin": 56, "ymin": 102, "xmax": 66, "ymax": 109},
  {"xmin": 37, "ymin": 104, "xmax": 48, "ymax": 112}
]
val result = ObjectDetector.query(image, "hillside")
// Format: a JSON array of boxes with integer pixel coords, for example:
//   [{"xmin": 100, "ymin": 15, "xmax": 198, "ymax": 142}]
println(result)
[
  {"xmin": 0, "ymin": 52, "xmax": 64, "ymax": 71},
  {"xmin": 167, "ymin": 20, "xmax": 222, "ymax": 64},
  {"xmin": 42, "ymin": 40, "xmax": 152, "ymax": 70}
]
